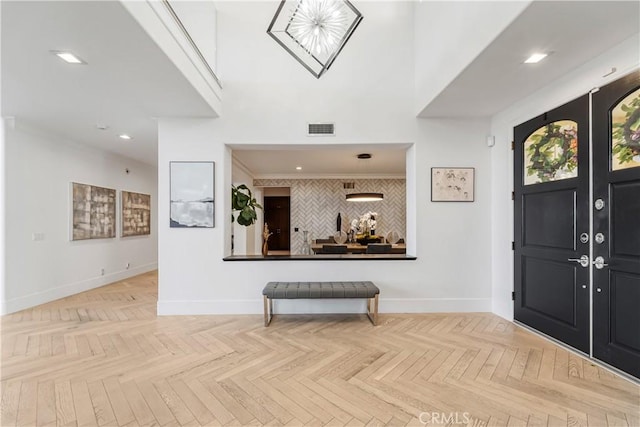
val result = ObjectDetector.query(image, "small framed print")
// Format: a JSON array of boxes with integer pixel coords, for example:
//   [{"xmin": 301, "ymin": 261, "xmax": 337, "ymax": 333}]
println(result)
[{"xmin": 431, "ymin": 167, "xmax": 475, "ymax": 202}]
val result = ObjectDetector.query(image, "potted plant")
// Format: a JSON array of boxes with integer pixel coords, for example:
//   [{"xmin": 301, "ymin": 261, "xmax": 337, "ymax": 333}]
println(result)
[{"xmin": 231, "ymin": 184, "xmax": 262, "ymax": 226}]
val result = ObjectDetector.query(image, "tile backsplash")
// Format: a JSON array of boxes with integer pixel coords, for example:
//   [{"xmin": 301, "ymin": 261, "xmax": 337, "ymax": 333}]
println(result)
[{"xmin": 254, "ymin": 178, "xmax": 406, "ymax": 254}]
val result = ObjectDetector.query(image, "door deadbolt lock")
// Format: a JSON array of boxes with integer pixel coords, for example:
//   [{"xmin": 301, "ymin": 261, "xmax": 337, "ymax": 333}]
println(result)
[
  {"xmin": 593, "ymin": 256, "xmax": 608, "ymax": 270},
  {"xmin": 594, "ymin": 198, "xmax": 605, "ymax": 211},
  {"xmin": 595, "ymin": 233, "xmax": 605, "ymax": 244},
  {"xmin": 568, "ymin": 255, "xmax": 590, "ymax": 268},
  {"xmin": 580, "ymin": 233, "xmax": 589, "ymax": 244}
]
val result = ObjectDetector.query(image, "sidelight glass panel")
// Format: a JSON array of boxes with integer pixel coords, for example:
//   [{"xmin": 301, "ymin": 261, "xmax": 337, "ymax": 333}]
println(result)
[
  {"xmin": 612, "ymin": 87, "xmax": 640, "ymax": 171},
  {"xmin": 524, "ymin": 121, "xmax": 578, "ymax": 185}
]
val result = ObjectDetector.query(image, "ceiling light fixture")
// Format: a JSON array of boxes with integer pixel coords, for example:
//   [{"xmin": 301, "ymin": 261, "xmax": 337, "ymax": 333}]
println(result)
[
  {"xmin": 267, "ymin": 0, "xmax": 363, "ymax": 78},
  {"xmin": 119, "ymin": 134, "xmax": 132, "ymax": 140},
  {"xmin": 296, "ymin": 166, "xmax": 303, "ymax": 170},
  {"xmin": 524, "ymin": 53, "xmax": 548, "ymax": 64},
  {"xmin": 51, "ymin": 50, "xmax": 86, "ymax": 64},
  {"xmin": 346, "ymin": 153, "xmax": 383, "ymax": 202}
]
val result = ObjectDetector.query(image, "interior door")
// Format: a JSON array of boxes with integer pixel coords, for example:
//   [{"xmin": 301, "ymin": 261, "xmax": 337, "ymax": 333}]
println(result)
[
  {"xmin": 264, "ymin": 196, "xmax": 290, "ymax": 250},
  {"xmin": 592, "ymin": 72, "xmax": 640, "ymax": 378},
  {"xmin": 514, "ymin": 95, "xmax": 590, "ymax": 353}
]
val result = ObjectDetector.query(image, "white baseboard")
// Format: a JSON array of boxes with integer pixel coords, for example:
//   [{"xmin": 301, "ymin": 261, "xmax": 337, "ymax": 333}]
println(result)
[
  {"xmin": 157, "ymin": 297, "xmax": 492, "ymax": 316},
  {"xmin": 2, "ymin": 263, "xmax": 157, "ymax": 315}
]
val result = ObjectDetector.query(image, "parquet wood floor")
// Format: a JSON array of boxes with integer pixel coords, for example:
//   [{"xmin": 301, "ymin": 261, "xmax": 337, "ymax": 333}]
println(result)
[{"xmin": 1, "ymin": 272, "xmax": 638, "ymax": 426}]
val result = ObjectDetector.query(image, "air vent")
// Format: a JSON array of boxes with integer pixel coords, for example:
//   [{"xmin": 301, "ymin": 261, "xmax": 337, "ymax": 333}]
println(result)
[
  {"xmin": 308, "ymin": 123, "xmax": 335, "ymax": 136},
  {"xmin": 343, "ymin": 182, "xmax": 355, "ymax": 189}
]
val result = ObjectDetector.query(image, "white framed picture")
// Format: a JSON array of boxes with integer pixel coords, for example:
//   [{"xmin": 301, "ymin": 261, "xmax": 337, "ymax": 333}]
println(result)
[
  {"xmin": 170, "ymin": 161, "xmax": 215, "ymax": 228},
  {"xmin": 431, "ymin": 167, "xmax": 475, "ymax": 202}
]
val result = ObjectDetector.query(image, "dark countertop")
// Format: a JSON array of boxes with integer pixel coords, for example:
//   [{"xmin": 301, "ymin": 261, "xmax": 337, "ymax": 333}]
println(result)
[{"xmin": 223, "ymin": 254, "xmax": 417, "ymax": 261}]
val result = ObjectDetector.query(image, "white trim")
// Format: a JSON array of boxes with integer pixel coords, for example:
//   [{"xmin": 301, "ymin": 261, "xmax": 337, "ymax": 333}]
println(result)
[
  {"xmin": 157, "ymin": 297, "xmax": 491, "ymax": 316},
  {"xmin": 2, "ymin": 263, "xmax": 157, "ymax": 315}
]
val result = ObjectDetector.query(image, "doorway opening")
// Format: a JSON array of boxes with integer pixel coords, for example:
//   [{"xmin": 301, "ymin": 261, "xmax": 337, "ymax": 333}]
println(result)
[{"xmin": 263, "ymin": 188, "xmax": 291, "ymax": 254}]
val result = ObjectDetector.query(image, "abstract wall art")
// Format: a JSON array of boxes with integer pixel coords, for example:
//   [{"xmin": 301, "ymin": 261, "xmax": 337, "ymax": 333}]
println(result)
[
  {"xmin": 170, "ymin": 161, "xmax": 215, "ymax": 228},
  {"xmin": 121, "ymin": 191, "xmax": 151, "ymax": 237},
  {"xmin": 431, "ymin": 167, "xmax": 475, "ymax": 202},
  {"xmin": 71, "ymin": 182, "xmax": 116, "ymax": 240}
]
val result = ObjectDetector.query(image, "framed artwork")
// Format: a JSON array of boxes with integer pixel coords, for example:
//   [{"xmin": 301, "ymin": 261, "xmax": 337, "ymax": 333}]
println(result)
[
  {"xmin": 170, "ymin": 161, "xmax": 215, "ymax": 228},
  {"xmin": 71, "ymin": 182, "xmax": 117, "ymax": 240},
  {"xmin": 121, "ymin": 191, "xmax": 151, "ymax": 237},
  {"xmin": 431, "ymin": 167, "xmax": 475, "ymax": 202}
]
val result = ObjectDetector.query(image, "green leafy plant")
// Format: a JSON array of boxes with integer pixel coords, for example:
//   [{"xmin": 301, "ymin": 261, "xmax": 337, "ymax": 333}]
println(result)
[
  {"xmin": 612, "ymin": 91, "xmax": 640, "ymax": 166},
  {"xmin": 231, "ymin": 184, "xmax": 263, "ymax": 226}
]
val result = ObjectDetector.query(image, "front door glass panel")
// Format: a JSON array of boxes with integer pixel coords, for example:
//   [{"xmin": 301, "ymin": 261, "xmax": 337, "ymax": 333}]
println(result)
[
  {"xmin": 524, "ymin": 121, "xmax": 578, "ymax": 185},
  {"xmin": 612, "ymin": 87, "xmax": 640, "ymax": 171}
]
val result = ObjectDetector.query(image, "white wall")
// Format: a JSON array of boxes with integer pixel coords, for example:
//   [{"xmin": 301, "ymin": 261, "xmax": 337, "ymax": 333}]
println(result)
[
  {"xmin": 2, "ymin": 121, "xmax": 158, "ymax": 314},
  {"xmin": 0, "ymin": 1, "xmax": 5, "ymax": 312},
  {"xmin": 212, "ymin": 1, "xmax": 416, "ymax": 142},
  {"xmin": 414, "ymin": 0, "xmax": 531, "ymax": 115},
  {"xmin": 158, "ymin": 117, "xmax": 492, "ymax": 314},
  {"xmin": 157, "ymin": 1, "xmax": 493, "ymax": 315},
  {"xmin": 489, "ymin": 34, "xmax": 640, "ymax": 320},
  {"xmin": 168, "ymin": 0, "xmax": 218, "ymax": 73},
  {"xmin": 0, "ymin": 119, "xmax": 5, "ymax": 315}
]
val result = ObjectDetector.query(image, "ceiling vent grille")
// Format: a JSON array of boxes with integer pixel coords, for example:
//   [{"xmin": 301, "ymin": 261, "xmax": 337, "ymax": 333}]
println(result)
[
  {"xmin": 343, "ymin": 182, "xmax": 355, "ymax": 189},
  {"xmin": 308, "ymin": 123, "xmax": 335, "ymax": 136}
]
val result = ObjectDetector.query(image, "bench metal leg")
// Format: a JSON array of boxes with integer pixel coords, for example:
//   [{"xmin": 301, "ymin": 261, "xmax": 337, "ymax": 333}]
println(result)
[
  {"xmin": 263, "ymin": 296, "xmax": 273, "ymax": 326},
  {"xmin": 366, "ymin": 294, "xmax": 379, "ymax": 326}
]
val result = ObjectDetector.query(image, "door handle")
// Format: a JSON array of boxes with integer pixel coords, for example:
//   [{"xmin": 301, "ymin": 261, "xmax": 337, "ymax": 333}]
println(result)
[
  {"xmin": 593, "ymin": 256, "xmax": 608, "ymax": 270},
  {"xmin": 568, "ymin": 255, "xmax": 590, "ymax": 268}
]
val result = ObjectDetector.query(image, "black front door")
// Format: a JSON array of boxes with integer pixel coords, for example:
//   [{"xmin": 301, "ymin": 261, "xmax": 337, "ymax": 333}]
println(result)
[
  {"xmin": 264, "ymin": 196, "xmax": 290, "ymax": 251},
  {"xmin": 514, "ymin": 95, "xmax": 590, "ymax": 353},
  {"xmin": 592, "ymin": 72, "xmax": 640, "ymax": 378}
]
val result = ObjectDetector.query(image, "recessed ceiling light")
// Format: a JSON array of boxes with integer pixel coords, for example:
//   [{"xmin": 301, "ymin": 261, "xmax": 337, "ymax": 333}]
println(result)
[
  {"xmin": 119, "ymin": 134, "xmax": 132, "ymax": 140},
  {"xmin": 51, "ymin": 50, "xmax": 86, "ymax": 64},
  {"xmin": 296, "ymin": 166, "xmax": 302, "ymax": 170},
  {"xmin": 524, "ymin": 53, "xmax": 548, "ymax": 64}
]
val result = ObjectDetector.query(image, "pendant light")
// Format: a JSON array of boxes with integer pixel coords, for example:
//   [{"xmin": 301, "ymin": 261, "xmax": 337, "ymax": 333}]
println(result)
[
  {"xmin": 267, "ymin": 0, "xmax": 363, "ymax": 79},
  {"xmin": 346, "ymin": 154, "xmax": 384, "ymax": 202}
]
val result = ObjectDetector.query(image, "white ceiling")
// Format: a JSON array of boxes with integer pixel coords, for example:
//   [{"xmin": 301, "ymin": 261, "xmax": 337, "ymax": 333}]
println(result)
[
  {"xmin": 3, "ymin": 1, "xmax": 639, "ymax": 171},
  {"xmin": 419, "ymin": 1, "xmax": 640, "ymax": 117},
  {"xmin": 232, "ymin": 144, "xmax": 409, "ymax": 178},
  {"xmin": 1, "ymin": 1, "xmax": 215, "ymax": 166}
]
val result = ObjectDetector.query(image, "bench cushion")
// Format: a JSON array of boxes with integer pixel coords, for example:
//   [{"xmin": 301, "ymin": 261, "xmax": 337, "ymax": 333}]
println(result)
[{"xmin": 263, "ymin": 281, "xmax": 379, "ymax": 299}]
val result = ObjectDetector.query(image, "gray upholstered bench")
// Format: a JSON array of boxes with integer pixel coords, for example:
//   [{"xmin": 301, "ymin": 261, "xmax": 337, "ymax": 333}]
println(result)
[{"xmin": 262, "ymin": 281, "xmax": 380, "ymax": 326}]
